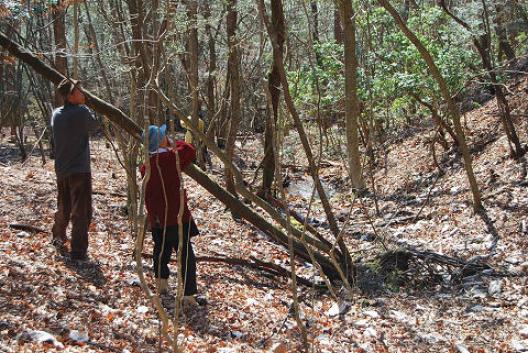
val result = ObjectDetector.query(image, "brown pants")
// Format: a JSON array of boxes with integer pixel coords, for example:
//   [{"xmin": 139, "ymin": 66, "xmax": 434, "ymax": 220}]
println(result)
[{"xmin": 52, "ymin": 173, "xmax": 92, "ymax": 258}]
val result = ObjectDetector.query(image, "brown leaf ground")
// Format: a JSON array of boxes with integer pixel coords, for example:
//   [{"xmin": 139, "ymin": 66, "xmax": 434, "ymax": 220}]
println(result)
[{"xmin": 1, "ymin": 77, "xmax": 528, "ymax": 352}]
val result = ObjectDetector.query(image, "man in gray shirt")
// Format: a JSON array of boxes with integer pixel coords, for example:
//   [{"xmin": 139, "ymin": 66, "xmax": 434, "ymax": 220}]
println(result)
[{"xmin": 51, "ymin": 78, "xmax": 98, "ymax": 260}]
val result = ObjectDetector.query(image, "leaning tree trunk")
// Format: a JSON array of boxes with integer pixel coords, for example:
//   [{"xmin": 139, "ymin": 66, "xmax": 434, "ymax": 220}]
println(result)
[
  {"xmin": 0, "ymin": 32, "xmax": 346, "ymax": 281},
  {"xmin": 378, "ymin": 0, "xmax": 483, "ymax": 211}
]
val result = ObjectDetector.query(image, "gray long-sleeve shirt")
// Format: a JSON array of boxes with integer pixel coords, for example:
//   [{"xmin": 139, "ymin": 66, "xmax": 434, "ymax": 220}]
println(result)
[{"xmin": 51, "ymin": 104, "xmax": 98, "ymax": 180}]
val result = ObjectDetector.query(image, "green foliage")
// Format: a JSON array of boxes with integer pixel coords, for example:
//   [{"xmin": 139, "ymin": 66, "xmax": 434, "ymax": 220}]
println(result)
[
  {"xmin": 287, "ymin": 5, "xmax": 480, "ymax": 124},
  {"xmin": 516, "ymin": 32, "xmax": 528, "ymax": 55},
  {"xmin": 360, "ymin": 6, "xmax": 479, "ymax": 120},
  {"xmin": 287, "ymin": 41, "xmax": 345, "ymax": 109}
]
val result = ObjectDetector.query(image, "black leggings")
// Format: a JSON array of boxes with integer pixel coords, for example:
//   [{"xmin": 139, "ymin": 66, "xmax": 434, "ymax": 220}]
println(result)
[{"xmin": 152, "ymin": 221, "xmax": 199, "ymax": 296}]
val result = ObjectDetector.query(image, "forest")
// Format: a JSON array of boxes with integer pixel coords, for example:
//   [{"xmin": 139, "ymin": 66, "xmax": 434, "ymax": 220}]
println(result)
[{"xmin": 1, "ymin": 0, "xmax": 528, "ymax": 352}]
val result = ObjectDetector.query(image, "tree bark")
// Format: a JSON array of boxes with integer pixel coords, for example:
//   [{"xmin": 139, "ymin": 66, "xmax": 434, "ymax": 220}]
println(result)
[
  {"xmin": 339, "ymin": 0, "xmax": 366, "ymax": 192},
  {"xmin": 225, "ymin": 0, "xmax": 242, "ymax": 200},
  {"xmin": 334, "ymin": 8, "xmax": 343, "ymax": 44},
  {"xmin": 203, "ymin": 2, "xmax": 217, "ymax": 143},
  {"xmin": 52, "ymin": 0, "xmax": 67, "ymax": 107},
  {"xmin": 186, "ymin": 0, "xmax": 205, "ymax": 166},
  {"xmin": 261, "ymin": 0, "xmax": 286, "ymax": 198}
]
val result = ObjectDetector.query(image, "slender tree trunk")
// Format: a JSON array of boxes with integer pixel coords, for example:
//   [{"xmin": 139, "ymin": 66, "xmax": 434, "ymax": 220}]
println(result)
[
  {"xmin": 127, "ymin": 0, "xmax": 151, "ymax": 121},
  {"xmin": 310, "ymin": 1, "xmax": 320, "ymax": 43},
  {"xmin": 261, "ymin": 0, "xmax": 286, "ymax": 198},
  {"xmin": 83, "ymin": 2, "xmax": 113, "ymax": 101},
  {"xmin": 493, "ymin": 2, "xmax": 516, "ymax": 62},
  {"xmin": 339, "ymin": 0, "xmax": 366, "ymax": 192},
  {"xmin": 186, "ymin": 0, "xmax": 205, "ymax": 167},
  {"xmin": 203, "ymin": 2, "xmax": 217, "ymax": 143},
  {"xmin": 334, "ymin": 8, "xmax": 343, "ymax": 44},
  {"xmin": 257, "ymin": 0, "xmax": 354, "ymax": 278},
  {"xmin": 378, "ymin": 0, "xmax": 483, "ymax": 211},
  {"xmin": 52, "ymin": 1, "xmax": 67, "ymax": 107},
  {"xmin": 225, "ymin": 0, "xmax": 242, "ymax": 201}
]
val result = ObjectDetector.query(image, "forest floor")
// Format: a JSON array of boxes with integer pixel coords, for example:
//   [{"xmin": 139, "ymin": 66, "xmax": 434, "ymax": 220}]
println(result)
[{"xmin": 1, "ymin": 76, "xmax": 528, "ymax": 353}]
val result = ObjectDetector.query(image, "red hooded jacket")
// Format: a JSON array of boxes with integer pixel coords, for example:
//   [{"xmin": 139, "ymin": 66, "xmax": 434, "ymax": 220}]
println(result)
[{"xmin": 140, "ymin": 141, "xmax": 196, "ymax": 228}]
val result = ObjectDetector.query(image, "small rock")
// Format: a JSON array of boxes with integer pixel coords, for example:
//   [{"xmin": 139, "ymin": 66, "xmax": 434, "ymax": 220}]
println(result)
[
  {"xmin": 354, "ymin": 319, "xmax": 369, "ymax": 328},
  {"xmin": 19, "ymin": 330, "xmax": 64, "ymax": 349},
  {"xmin": 126, "ymin": 276, "xmax": 141, "ymax": 286},
  {"xmin": 455, "ymin": 343, "xmax": 470, "ymax": 353},
  {"xmin": 69, "ymin": 330, "xmax": 89, "ymax": 343},
  {"xmin": 327, "ymin": 301, "xmax": 349, "ymax": 317},
  {"xmin": 505, "ymin": 257, "xmax": 522, "ymax": 265},
  {"xmin": 450, "ymin": 186, "xmax": 462, "ymax": 195},
  {"xmin": 363, "ymin": 310, "xmax": 380, "ymax": 319},
  {"xmin": 363, "ymin": 327, "xmax": 377, "ymax": 338},
  {"xmin": 136, "ymin": 306, "xmax": 149, "ymax": 314},
  {"xmin": 230, "ymin": 331, "xmax": 244, "ymax": 339},
  {"xmin": 16, "ymin": 231, "xmax": 30, "ymax": 238},
  {"xmin": 488, "ymin": 280, "xmax": 502, "ymax": 296},
  {"xmin": 520, "ymin": 326, "xmax": 528, "ymax": 338},
  {"xmin": 511, "ymin": 340, "xmax": 528, "ymax": 352}
]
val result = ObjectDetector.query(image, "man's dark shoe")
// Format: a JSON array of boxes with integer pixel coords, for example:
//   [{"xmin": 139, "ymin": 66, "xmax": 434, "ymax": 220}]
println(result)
[
  {"xmin": 51, "ymin": 239, "xmax": 67, "ymax": 253},
  {"xmin": 195, "ymin": 294, "xmax": 208, "ymax": 306},
  {"xmin": 70, "ymin": 252, "xmax": 88, "ymax": 261}
]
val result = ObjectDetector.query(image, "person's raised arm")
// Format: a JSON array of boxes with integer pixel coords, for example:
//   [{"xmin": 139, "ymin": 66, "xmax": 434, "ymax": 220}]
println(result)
[
  {"xmin": 82, "ymin": 105, "xmax": 100, "ymax": 134},
  {"xmin": 174, "ymin": 140, "xmax": 196, "ymax": 170}
]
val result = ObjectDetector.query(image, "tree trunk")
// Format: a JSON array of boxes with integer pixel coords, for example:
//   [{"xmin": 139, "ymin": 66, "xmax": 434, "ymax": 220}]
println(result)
[
  {"xmin": 257, "ymin": 0, "xmax": 354, "ymax": 278},
  {"xmin": 186, "ymin": 0, "xmax": 205, "ymax": 167},
  {"xmin": 203, "ymin": 2, "xmax": 217, "ymax": 144},
  {"xmin": 261, "ymin": 0, "xmax": 286, "ymax": 198},
  {"xmin": 225, "ymin": 0, "xmax": 242, "ymax": 202},
  {"xmin": 52, "ymin": 0, "xmax": 67, "ymax": 107},
  {"xmin": 493, "ymin": 2, "xmax": 516, "ymax": 62},
  {"xmin": 334, "ymin": 8, "xmax": 343, "ymax": 44},
  {"xmin": 339, "ymin": 0, "xmax": 366, "ymax": 192}
]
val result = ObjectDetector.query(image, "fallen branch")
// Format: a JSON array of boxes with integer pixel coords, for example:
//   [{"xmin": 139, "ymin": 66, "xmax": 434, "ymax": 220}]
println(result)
[
  {"xmin": 9, "ymin": 223, "xmax": 46, "ymax": 233},
  {"xmin": 141, "ymin": 252, "xmax": 316, "ymax": 287}
]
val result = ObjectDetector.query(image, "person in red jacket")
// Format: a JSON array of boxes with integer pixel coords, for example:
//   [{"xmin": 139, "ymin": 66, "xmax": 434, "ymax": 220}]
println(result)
[{"xmin": 140, "ymin": 124, "xmax": 201, "ymax": 305}]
